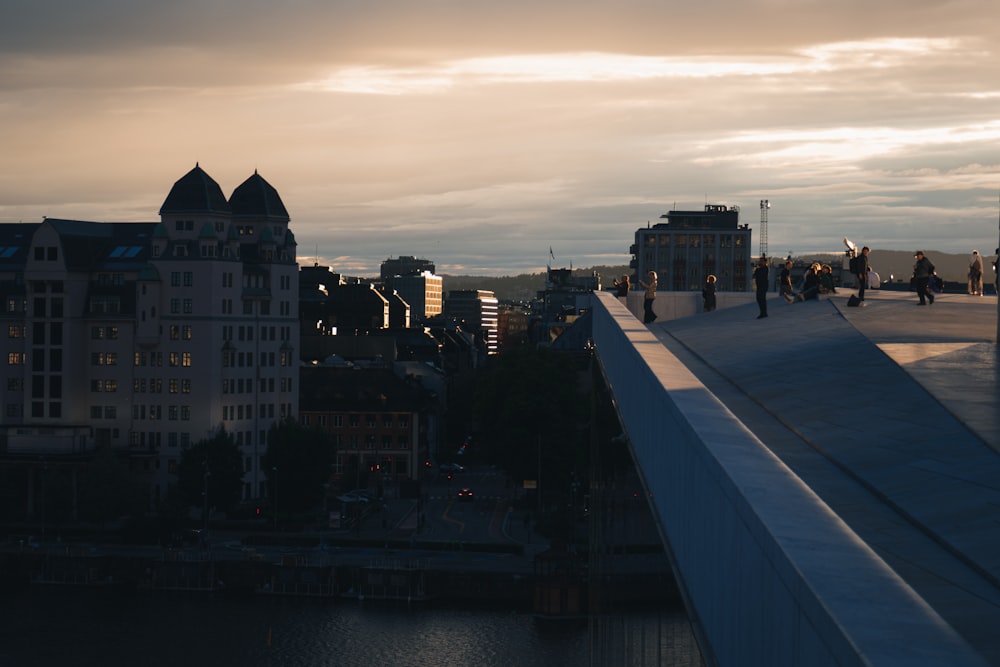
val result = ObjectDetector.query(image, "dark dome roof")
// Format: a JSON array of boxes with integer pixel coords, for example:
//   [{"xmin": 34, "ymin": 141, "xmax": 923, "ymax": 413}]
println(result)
[
  {"xmin": 229, "ymin": 170, "xmax": 289, "ymax": 221},
  {"xmin": 159, "ymin": 164, "xmax": 231, "ymax": 216}
]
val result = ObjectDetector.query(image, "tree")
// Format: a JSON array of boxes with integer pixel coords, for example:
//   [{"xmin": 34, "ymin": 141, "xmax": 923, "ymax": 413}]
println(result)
[
  {"xmin": 78, "ymin": 447, "xmax": 147, "ymax": 522},
  {"xmin": 175, "ymin": 428, "xmax": 244, "ymax": 515},
  {"xmin": 261, "ymin": 418, "xmax": 336, "ymax": 513},
  {"xmin": 473, "ymin": 347, "xmax": 588, "ymax": 492}
]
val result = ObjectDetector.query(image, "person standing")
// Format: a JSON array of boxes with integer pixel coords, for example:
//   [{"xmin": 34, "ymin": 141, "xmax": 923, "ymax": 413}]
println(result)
[
  {"xmin": 856, "ymin": 246, "xmax": 871, "ymax": 305},
  {"xmin": 994, "ymin": 248, "xmax": 999, "ymax": 296},
  {"xmin": 753, "ymin": 257, "xmax": 769, "ymax": 319},
  {"xmin": 778, "ymin": 260, "xmax": 793, "ymax": 298},
  {"xmin": 702, "ymin": 275, "xmax": 717, "ymax": 312},
  {"xmin": 613, "ymin": 274, "xmax": 630, "ymax": 298},
  {"xmin": 968, "ymin": 250, "xmax": 983, "ymax": 296},
  {"xmin": 913, "ymin": 251, "xmax": 935, "ymax": 305},
  {"xmin": 639, "ymin": 270, "xmax": 658, "ymax": 323}
]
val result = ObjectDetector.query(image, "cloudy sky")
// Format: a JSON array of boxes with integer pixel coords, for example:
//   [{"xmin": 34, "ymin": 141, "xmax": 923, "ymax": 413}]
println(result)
[{"xmin": 2, "ymin": 1, "xmax": 999, "ymax": 275}]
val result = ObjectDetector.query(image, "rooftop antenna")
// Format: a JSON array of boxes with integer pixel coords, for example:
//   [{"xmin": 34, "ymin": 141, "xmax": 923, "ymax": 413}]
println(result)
[{"xmin": 759, "ymin": 199, "xmax": 770, "ymax": 258}]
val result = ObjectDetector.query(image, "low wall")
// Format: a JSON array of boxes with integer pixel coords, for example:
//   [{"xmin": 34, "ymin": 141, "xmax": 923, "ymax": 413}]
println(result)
[
  {"xmin": 619, "ymin": 290, "xmax": 756, "ymax": 322},
  {"xmin": 590, "ymin": 291, "xmax": 985, "ymax": 667}
]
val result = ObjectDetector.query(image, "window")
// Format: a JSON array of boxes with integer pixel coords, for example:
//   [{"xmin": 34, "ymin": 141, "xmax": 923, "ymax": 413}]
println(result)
[
  {"xmin": 169, "ymin": 352, "xmax": 179, "ymax": 367},
  {"xmin": 182, "ymin": 326, "xmax": 192, "ymax": 340},
  {"xmin": 169, "ymin": 379, "xmax": 178, "ymax": 394},
  {"xmin": 8, "ymin": 325, "xmax": 23, "ymax": 338},
  {"xmin": 183, "ymin": 299, "xmax": 193, "ymax": 314},
  {"xmin": 169, "ymin": 325, "xmax": 179, "ymax": 340},
  {"xmin": 182, "ymin": 379, "xmax": 191, "ymax": 394},
  {"xmin": 170, "ymin": 298, "xmax": 180, "ymax": 314},
  {"xmin": 171, "ymin": 272, "xmax": 181, "ymax": 287},
  {"xmin": 182, "ymin": 352, "xmax": 192, "ymax": 367},
  {"xmin": 183, "ymin": 272, "xmax": 193, "ymax": 287}
]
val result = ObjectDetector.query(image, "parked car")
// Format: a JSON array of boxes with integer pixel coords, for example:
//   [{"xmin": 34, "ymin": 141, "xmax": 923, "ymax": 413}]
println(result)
[
  {"xmin": 457, "ymin": 488, "xmax": 474, "ymax": 502},
  {"xmin": 439, "ymin": 463, "xmax": 464, "ymax": 473}
]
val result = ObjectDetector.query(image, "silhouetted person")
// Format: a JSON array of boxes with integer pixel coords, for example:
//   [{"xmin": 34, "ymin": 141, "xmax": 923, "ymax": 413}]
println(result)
[
  {"xmin": 702, "ymin": 274, "xmax": 717, "ymax": 312},
  {"xmin": 968, "ymin": 250, "xmax": 983, "ymax": 296},
  {"xmin": 856, "ymin": 246, "xmax": 870, "ymax": 304},
  {"xmin": 779, "ymin": 260, "xmax": 793, "ymax": 298},
  {"xmin": 613, "ymin": 274, "xmax": 630, "ymax": 298},
  {"xmin": 753, "ymin": 257, "xmax": 769, "ymax": 319},
  {"xmin": 913, "ymin": 250, "xmax": 935, "ymax": 305}
]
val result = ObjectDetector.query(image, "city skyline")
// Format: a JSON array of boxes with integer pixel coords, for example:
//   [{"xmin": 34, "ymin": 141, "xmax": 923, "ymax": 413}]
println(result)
[{"xmin": 2, "ymin": 1, "xmax": 1000, "ymax": 276}]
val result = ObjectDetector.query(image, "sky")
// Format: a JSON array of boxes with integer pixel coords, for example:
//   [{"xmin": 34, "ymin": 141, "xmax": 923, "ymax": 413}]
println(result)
[{"xmin": 2, "ymin": 1, "xmax": 999, "ymax": 276}]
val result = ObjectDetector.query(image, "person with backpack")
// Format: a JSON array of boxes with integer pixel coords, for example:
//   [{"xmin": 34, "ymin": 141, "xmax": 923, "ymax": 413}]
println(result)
[{"xmin": 912, "ymin": 250, "xmax": 936, "ymax": 305}]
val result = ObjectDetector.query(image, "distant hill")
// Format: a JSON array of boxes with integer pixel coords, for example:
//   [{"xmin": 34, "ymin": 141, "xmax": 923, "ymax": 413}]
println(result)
[
  {"xmin": 436, "ymin": 252, "xmax": 997, "ymax": 301},
  {"xmin": 441, "ymin": 265, "xmax": 629, "ymax": 302}
]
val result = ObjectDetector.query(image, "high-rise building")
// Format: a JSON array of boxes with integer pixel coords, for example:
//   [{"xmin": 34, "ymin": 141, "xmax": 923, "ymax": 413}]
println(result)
[
  {"xmin": 631, "ymin": 204, "xmax": 753, "ymax": 292},
  {"xmin": 0, "ymin": 164, "xmax": 300, "ymax": 505},
  {"xmin": 444, "ymin": 290, "xmax": 499, "ymax": 356},
  {"xmin": 388, "ymin": 272, "xmax": 443, "ymax": 320},
  {"xmin": 380, "ymin": 256, "xmax": 443, "ymax": 321},
  {"xmin": 380, "ymin": 256, "xmax": 435, "ymax": 281}
]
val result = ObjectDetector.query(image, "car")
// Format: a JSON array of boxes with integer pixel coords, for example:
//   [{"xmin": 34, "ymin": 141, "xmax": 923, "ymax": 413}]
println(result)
[
  {"xmin": 457, "ymin": 488, "xmax": 474, "ymax": 502},
  {"xmin": 439, "ymin": 463, "xmax": 464, "ymax": 473},
  {"xmin": 336, "ymin": 490, "xmax": 372, "ymax": 504}
]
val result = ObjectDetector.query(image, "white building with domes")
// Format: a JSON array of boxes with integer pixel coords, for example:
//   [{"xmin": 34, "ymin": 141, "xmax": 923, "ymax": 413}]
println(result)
[{"xmin": 0, "ymin": 164, "xmax": 299, "ymax": 506}]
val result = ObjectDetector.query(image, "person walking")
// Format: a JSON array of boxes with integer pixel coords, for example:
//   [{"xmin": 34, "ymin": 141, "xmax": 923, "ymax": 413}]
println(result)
[
  {"xmin": 856, "ymin": 246, "xmax": 871, "ymax": 305},
  {"xmin": 753, "ymin": 257, "xmax": 769, "ymax": 319},
  {"xmin": 968, "ymin": 250, "xmax": 984, "ymax": 296},
  {"xmin": 913, "ymin": 251, "xmax": 935, "ymax": 305},
  {"xmin": 778, "ymin": 260, "xmax": 793, "ymax": 298},
  {"xmin": 639, "ymin": 270, "xmax": 658, "ymax": 323},
  {"xmin": 702, "ymin": 274, "xmax": 717, "ymax": 312}
]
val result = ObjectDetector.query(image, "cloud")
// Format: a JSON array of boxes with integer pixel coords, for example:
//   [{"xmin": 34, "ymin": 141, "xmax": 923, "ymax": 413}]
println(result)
[{"xmin": 1, "ymin": 2, "xmax": 1000, "ymax": 276}]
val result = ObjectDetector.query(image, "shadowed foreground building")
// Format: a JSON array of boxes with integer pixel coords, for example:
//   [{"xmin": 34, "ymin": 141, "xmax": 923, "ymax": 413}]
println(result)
[{"xmin": 0, "ymin": 164, "xmax": 299, "ymax": 511}]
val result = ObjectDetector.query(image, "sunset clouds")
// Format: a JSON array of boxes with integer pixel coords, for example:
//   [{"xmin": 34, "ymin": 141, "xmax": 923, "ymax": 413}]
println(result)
[{"xmin": 2, "ymin": 1, "xmax": 999, "ymax": 275}]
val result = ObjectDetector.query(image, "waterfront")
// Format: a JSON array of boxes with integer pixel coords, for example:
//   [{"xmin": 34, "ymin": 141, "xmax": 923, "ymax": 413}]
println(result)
[{"xmin": 0, "ymin": 588, "xmax": 702, "ymax": 667}]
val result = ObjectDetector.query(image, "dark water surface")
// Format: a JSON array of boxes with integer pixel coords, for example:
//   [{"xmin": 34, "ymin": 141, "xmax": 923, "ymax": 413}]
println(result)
[{"xmin": 0, "ymin": 588, "xmax": 702, "ymax": 666}]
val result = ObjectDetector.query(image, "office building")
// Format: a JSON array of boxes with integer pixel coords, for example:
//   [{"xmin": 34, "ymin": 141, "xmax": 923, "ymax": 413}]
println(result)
[{"xmin": 631, "ymin": 204, "xmax": 753, "ymax": 292}]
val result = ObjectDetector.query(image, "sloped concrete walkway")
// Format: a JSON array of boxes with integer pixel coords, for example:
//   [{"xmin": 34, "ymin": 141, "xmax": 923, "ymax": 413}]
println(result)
[{"xmin": 648, "ymin": 290, "xmax": 1000, "ymax": 663}]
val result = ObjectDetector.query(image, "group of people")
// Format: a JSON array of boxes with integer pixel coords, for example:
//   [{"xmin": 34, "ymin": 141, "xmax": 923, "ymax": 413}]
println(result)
[
  {"xmin": 614, "ymin": 272, "xmax": 658, "ymax": 323},
  {"xmin": 619, "ymin": 244, "xmax": 998, "ymax": 324}
]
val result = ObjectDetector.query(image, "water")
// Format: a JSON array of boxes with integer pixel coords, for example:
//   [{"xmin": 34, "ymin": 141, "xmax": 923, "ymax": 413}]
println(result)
[{"xmin": 0, "ymin": 588, "xmax": 702, "ymax": 667}]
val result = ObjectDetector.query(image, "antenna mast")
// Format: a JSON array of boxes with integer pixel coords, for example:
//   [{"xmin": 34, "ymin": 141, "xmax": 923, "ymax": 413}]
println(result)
[{"xmin": 759, "ymin": 199, "xmax": 770, "ymax": 258}]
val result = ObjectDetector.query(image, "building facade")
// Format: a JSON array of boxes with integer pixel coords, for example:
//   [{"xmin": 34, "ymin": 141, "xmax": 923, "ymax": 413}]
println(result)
[
  {"xmin": 0, "ymin": 164, "xmax": 300, "ymax": 506},
  {"xmin": 387, "ymin": 271, "xmax": 443, "ymax": 321},
  {"xmin": 444, "ymin": 290, "xmax": 499, "ymax": 356},
  {"xmin": 631, "ymin": 204, "xmax": 753, "ymax": 292},
  {"xmin": 297, "ymin": 365, "xmax": 428, "ymax": 487}
]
